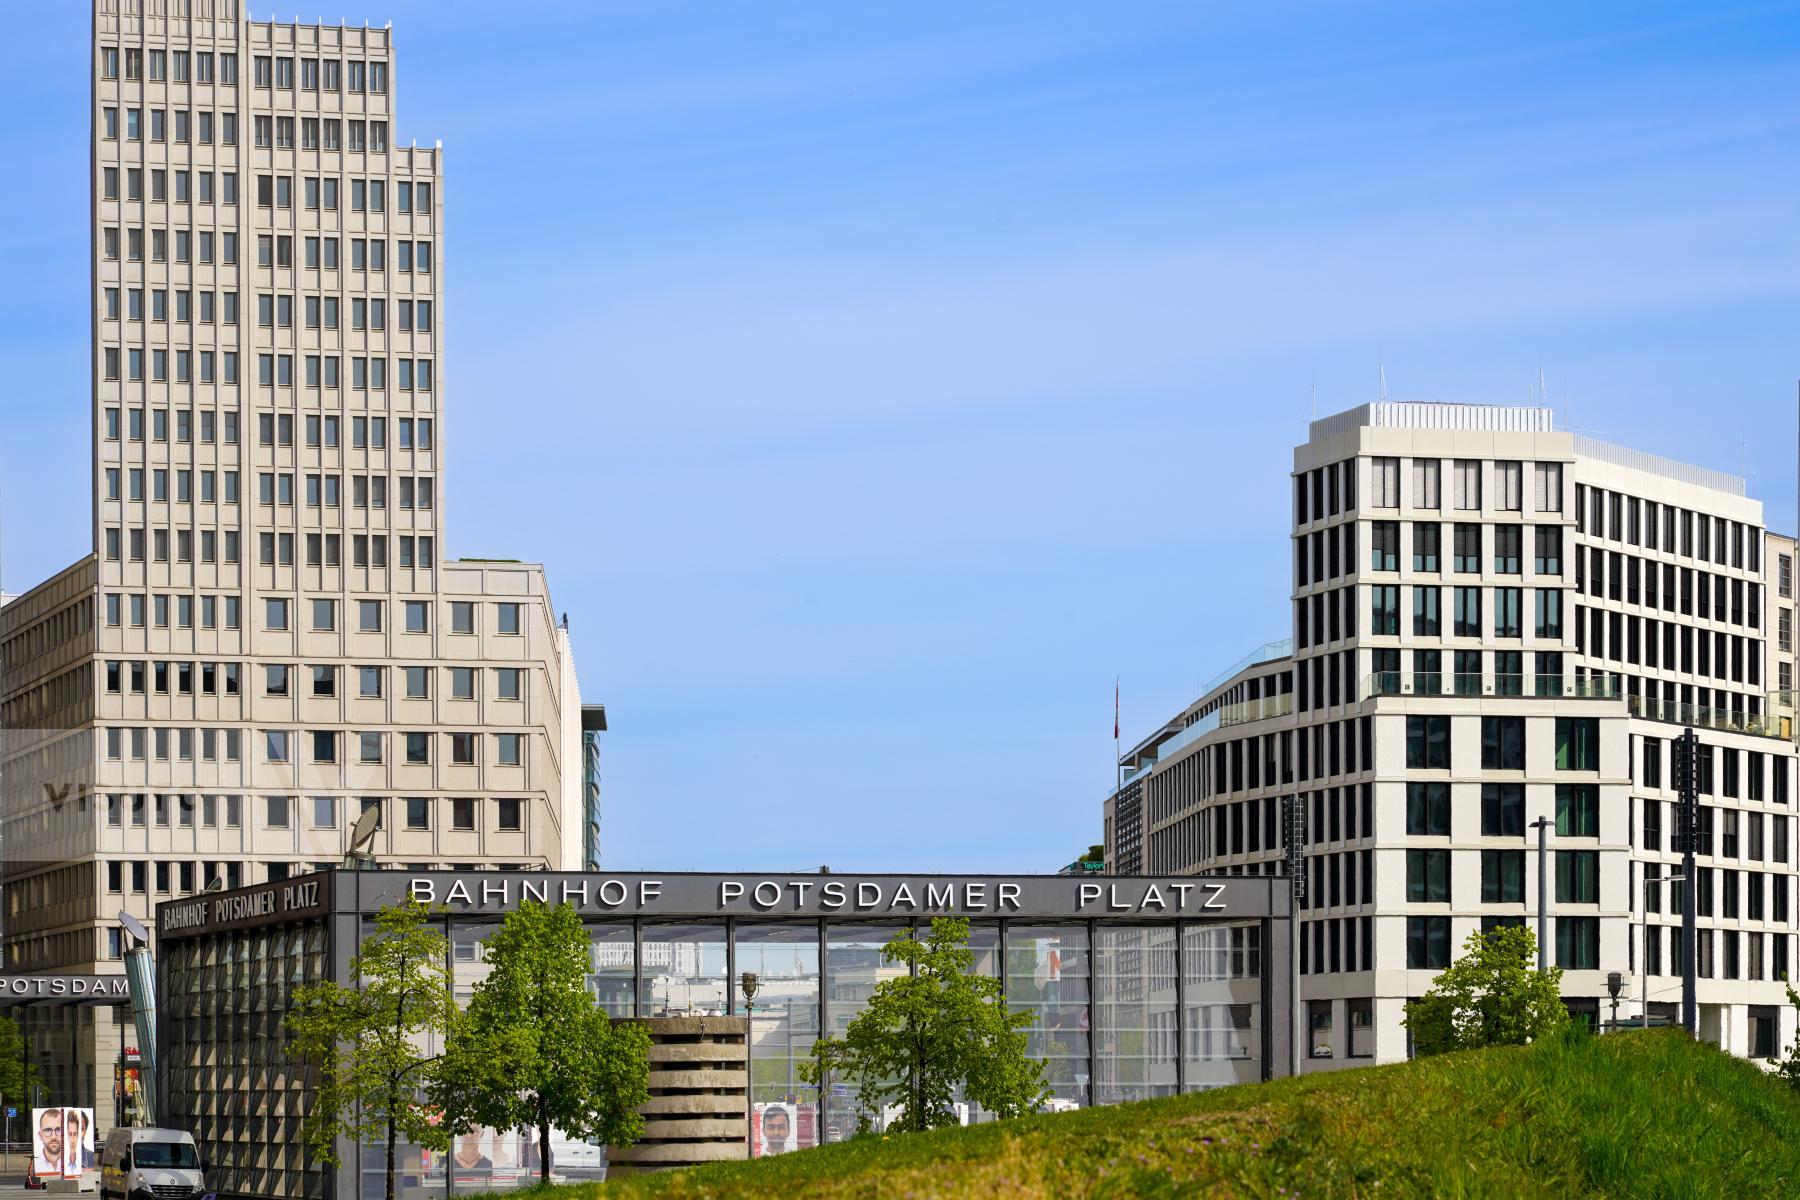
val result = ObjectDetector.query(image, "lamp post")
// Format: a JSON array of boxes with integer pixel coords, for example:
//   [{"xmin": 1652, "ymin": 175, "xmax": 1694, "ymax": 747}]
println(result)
[
  {"xmin": 1529, "ymin": 816, "xmax": 1553, "ymax": 971},
  {"xmin": 740, "ymin": 971, "xmax": 759, "ymax": 1160},
  {"xmin": 1606, "ymin": 971, "xmax": 1623, "ymax": 1031}
]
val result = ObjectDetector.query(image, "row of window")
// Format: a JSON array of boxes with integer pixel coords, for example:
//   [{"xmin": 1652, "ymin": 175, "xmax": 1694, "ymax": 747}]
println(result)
[
  {"xmin": 1364, "ymin": 458, "xmax": 1562, "ymax": 516},
  {"xmin": 1641, "ymin": 864, "xmax": 1794, "ymax": 922},
  {"xmin": 102, "ymin": 225, "xmax": 431, "ymax": 274},
  {"xmin": 1642, "ymin": 925, "xmax": 1792, "ymax": 986},
  {"xmin": 104, "ymin": 725, "xmax": 530, "ymax": 768},
  {"xmin": 1404, "ymin": 777, "xmax": 1597, "ymax": 832},
  {"xmin": 106, "ymin": 659, "xmax": 526, "ymax": 703},
  {"xmin": 105, "ymin": 467, "xmax": 433, "ymax": 510},
  {"xmin": 101, "ymin": 105, "xmax": 236, "ymax": 145},
  {"xmin": 100, "ymin": 47, "xmax": 238, "ymax": 85},
  {"xmin": 254, "ymin": 174, "xmax": 431, "ymax": 214},
  {"xmin": 104, "ymin": 348, "xmax": 435, "ymax": 390},
  {"xmin": 1575, "ymin": 548, "xmax": 1761, "ymax": 630},
  {"xmin": 1576, "ymin": 483, "xmax": 1762, "ymax": 574},
  {"xmin": 1404, "ymin": 715, "xmax": 1600, "ymax": 771},
  {"xmin": 1577, "ymin": 605, "xmax": 1761, "ymax": 687},
  {"xmin": 1299, "ymin": 521, "xmax": 1563, "ymax": 590},
  {"xmin": 108, "ymin": 288, "xmax": 434, "ymax": 334},
  {"xmin": 1405, "ymin": 846, "xmax": 1600, "ymax": 904},
  {"xmin": 102, "ymin": 525, "xmax": 433, "ymax": 571},
  {"xmin": 1367, "ymin": 584, "xmax": 1563, "ymax": 640},
  {"xmin": 1638, "ymin": 736, "xmax": 1789, "ymax": 802},
  {"xmin": 1407, "ymin": 914, "xmax": 1598, "ymax": 969},
  {"xmin": 104, "ymin": 409, "xmax": 433, "ymax": 451},
  {"xmin": 103, "ymin": 794, "xmax": 517, "ymax": 846},
  {"xmin": 248, "ymin": 54, "xmax": 389, "ymax": 94}
]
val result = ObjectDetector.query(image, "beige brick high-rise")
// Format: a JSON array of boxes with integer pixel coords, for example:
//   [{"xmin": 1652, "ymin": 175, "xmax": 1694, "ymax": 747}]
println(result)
[{"xmin": 0, "ymin": 0, "xmax": 586, "ymax": 1111}]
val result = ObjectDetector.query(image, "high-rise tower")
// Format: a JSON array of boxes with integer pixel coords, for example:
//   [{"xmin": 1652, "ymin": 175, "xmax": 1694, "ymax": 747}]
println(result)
[{"xmin": 0, "ymin": 0, "xmax": 586, "ymax": 1117}]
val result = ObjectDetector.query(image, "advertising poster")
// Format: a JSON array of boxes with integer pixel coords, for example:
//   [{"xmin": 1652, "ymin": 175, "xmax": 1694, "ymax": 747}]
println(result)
[
  {"xmin": 750, "ymin": 1103, "xmax": 817, "ymax": 1157},
  {"xmin": 32, "ymin": 1108, "xmax": 95, "ymax": 1179}
]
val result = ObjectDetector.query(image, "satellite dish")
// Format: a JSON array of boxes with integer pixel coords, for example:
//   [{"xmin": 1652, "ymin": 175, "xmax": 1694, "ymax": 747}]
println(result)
[
  {"xmin": 348, "ymin": 804, "xmax": 381, "ymax": 853},
  {"xmin": 117, "ymin": 911, "xmax": 150, "ymax": 946}
]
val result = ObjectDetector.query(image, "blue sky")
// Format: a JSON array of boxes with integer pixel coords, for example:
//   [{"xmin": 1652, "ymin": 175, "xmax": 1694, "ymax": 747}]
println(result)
[{"xmin": 3, "ymin": 1, "xmax": 1799, "ymax": 872}]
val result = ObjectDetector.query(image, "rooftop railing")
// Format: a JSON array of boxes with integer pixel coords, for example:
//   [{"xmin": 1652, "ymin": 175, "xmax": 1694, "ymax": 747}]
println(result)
[{"xmin": 1625, "ymin": 694, "xmax": 1788, "ymax": 741}]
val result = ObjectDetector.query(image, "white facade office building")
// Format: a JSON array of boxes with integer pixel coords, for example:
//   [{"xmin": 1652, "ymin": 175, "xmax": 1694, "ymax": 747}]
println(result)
[
  {"xmin": 1105, "ymin": 402, "xmax": 1800, "ymax": 1068},
  {"xmin": 0, "ymin": 0, "xmax": 587, "ymax": 1117}
]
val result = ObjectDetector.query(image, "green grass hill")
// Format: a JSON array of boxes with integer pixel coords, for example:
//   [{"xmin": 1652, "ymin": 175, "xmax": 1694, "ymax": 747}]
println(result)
[{"xmin": 495, "ymin": 1028, "xmax": 1800, "ymax": 1198}]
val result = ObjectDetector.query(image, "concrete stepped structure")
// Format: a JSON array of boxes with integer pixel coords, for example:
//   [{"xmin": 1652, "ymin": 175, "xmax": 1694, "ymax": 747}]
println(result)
[{"xmin": 607, "ymin": 1015, "xmax": 749, "ymax": 1175}]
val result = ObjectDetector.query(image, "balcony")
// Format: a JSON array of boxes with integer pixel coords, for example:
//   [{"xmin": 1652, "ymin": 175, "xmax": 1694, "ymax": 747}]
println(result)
[
  {"xmin": 1360, "ymin": 673, "xmax": 1619, "ymax": 701},
  {"xmin": 1625, "ymin": 694, "xmax": 1788, "ymax": 741}
]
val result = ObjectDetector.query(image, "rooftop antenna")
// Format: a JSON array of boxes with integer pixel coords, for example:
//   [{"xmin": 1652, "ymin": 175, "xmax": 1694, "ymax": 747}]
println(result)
[{"xmin": 1379, "ymin": 362, "xmax": 1388, "ymax": 403}]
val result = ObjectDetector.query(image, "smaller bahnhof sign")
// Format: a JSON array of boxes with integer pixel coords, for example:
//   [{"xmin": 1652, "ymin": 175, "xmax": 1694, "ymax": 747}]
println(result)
[
  {"xmin": 153, "ymin": 869, "xmax": 1294, "ymax": 1200},
  {"xmin": 0, "ymin": 976, "xmax": 130, "ymax": 1004}
]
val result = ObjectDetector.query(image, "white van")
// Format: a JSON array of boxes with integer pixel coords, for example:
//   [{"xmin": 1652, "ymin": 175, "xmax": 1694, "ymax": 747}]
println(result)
[{"xmin": 99, "ymin": 1128, "xmax": 208, "ymax": 1200}]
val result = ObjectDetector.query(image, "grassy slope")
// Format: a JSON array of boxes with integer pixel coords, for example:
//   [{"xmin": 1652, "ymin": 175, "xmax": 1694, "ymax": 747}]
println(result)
[{"xmin": 497, "ymin": 1029, "xmax": 1800, "ymax": 1199}]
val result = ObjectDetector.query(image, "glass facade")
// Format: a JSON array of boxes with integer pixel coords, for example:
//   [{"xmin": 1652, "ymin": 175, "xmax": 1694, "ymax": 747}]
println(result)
[
  {"xmin": 157, "ymin": 876, "xmax": 1280, "ymax": 1200},
  {"xmin": 162, "ymin": 923, "xmax": 331, "ymax": 1200}
]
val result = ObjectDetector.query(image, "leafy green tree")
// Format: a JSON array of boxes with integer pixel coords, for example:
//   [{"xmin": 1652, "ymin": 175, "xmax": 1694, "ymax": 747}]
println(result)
[
  {"xmin": 432, "ymin": 900, "xmax": 651, "ymax": 1184},
  {"xmin": 800, "ymin": 917, "xmax": 1049, "ymax": 1133},
  {"xmin": 1403, "ymin": 925, "xmax": 1570, "ymax": 1056},
  {"xmin": 287, "ymin": 898, "xmax": 458, "ymax": 1200},
  {"xmin": 1774, "ymin": 978, "xmax": 1800, "ymax": 1082},
  {"xmin": 0, "ymin": 1016, "xmax": 41, "ymax": 1113}
]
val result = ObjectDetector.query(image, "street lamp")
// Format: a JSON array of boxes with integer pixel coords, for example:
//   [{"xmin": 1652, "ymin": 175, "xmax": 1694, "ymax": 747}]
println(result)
[
  {"xmin": 1606, "ymin": 971, "xmax": 1623, "ymax": 1031},
  {"xmin": 740, "ymin": 972, "xmax": 759, "ymax": 1159},
  {"xmin": 1529, "ymin": 816, "xmax": 1553, "ymax": 971}
]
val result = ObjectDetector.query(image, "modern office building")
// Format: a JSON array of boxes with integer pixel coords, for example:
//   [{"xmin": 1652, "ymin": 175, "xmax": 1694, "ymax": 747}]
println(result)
[
  {"xmin": 1104, "ymin": 402, "xmax": 1800, "ymax": 1067},
  {"xmin": 0, "ymin": 0, "xmax": 587, "ymax": 1119}
]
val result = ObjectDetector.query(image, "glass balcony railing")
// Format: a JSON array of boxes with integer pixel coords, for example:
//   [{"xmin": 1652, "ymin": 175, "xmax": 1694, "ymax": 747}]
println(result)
[
  {"xmin": 1360, "ymin": 673, "xmax": 1621, "ymax": 701},
  {"xmin": 1625, "ymin": 694, "xmax": 1788, "ymax": 740},
  {"xmin": 1218, "ymin": 693, "xmax": 1294, "ymax": 729}
]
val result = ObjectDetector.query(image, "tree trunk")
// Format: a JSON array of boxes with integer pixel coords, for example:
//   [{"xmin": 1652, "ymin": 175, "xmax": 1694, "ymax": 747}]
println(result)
[
  {"xmin": 537, "ymin": 1095, "xmax": 552, "ymax": 1185},
  {"xmin": 385, "ymin": 1111, "xmax": 397, "ymax": 1200}
]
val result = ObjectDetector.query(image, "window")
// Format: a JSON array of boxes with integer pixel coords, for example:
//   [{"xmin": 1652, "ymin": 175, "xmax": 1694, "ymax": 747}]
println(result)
[
  {"xmin": 1533, "ymin": 462, "xmax": 1563, "ymax": 512},
  {"xmin": 1407, "ymin": 917, "xmax": 1451, "ymax": 969},
  {"xmin": 1534, "ymin": 589, "xmax": 1562, "ymax": 639},
  {"xmin": 497, "ymin": 733, "xmax": 523, "ymax": 766},
  {"xmin": 1555, "ymin": 850, "xmax": 1599, "ymax": 903},
  {"xmin": 1481, "ymin": 783, "xmax": 1524, "ymax": 837},
  {"xmin": 1555, "ymin": 718, "xmax": 1599, "ymax": 771},
  {"xmin": 1555, "ymin": 917, "xmax": 1599, "ymax": 970},
  {"xmin": 1481, "ymin": 717, "xmax": 1525, "ymax": 770},
  {"xmin": 1411, "ymin": 458, "xmax": 1440, "ymax": 509},
  {"xmin": 1453, "ymin": 460, "xmax": 1481, "ymax": 510},
  {"xmin": 451, "ymin": 601, "xmax": 476, "ymax": 634},
  {"xmin": 1556, "ymin": 785, "xmax": 1599, "ymax": 837},
  {"xmin": 1412, "ymin": 523, "xmax": 1440, "ymax": 573},
  {"xmin": 1493, "ymin": 587, "xmax": 1522, "ymax": 638},
  {"xmin": 1481, "ymin": 850, "xmax": 1524, "ymax": 903},
  {"xmin": 359, "ymin": 600, "xmax": 383, "ymax": 632},
  {"xmin": 1405, "ymin": 782, "xmax": 1450, "ymax": 835},
  {"xmin": 498, "ymin": 798, "xmax": 523, "ymax": 831},
  {"xmin": 405, "ymin": 733, "xmax": 430, "ymax": 765},
  {"xmin": 1493, "ymin": 525, "xmax": 1521, "ymax": 574},
  {"xmin": 451, "ymin": 733, "xmax": 477, "ymax": 765},
  {"xmin": 265, "ymin": 598, "xmax": 289, "ymax": 630},
  {"xmin": 359, "ymin": 666, "xmax": 384, "ymax": 698},
  {"xmin": 1495, "ymin": 461, "xmax": 1522, "ymax": 511},
  {"xmin": 1370, "ymin": 521, "xmax": 1399, "ymax": 571},
  {"xmin": 1370, "ymin": 456, "xmax": 1400, "ymax": 508},
  {"xmin": 496, "ymin": 668, "xmax": 524, "ymax": 701},
  {"xmin": 265, "ymin": 795, "xmax": 291, "ymax": 828},
  {"xmin": 1453, "ymin": 587, "xmax": 1481, "ymax": 638},
  {"xmin": 452, "ymin": 798, "xmax": 477, "ymax": 831},
  {"xmin": 405, "ymin": 667, "xmax": 430, "ymax": 699},
  {"xmin": 497, "ymin": 603, "xmax": 522, "ymax": 635},
  {"xmin": 1407, "ymin": 850, "xmax": 1450, "ymax": 902},
  {"xmin": 404, "ymin": 601, "xmax": 429, "ymax": 633},
  {"xmin": 1406, "ymin": 716, "xmax": 1450, "ymax": 769},
  {"xmin": 406, "ymin": 797, "xmax": 430, "ymax": 830},
  {"xmin": 1534, "ymin": 526, "xmax": 1562, "ymax": 575},
  {"xmin": 312, "ymin": 796, "xmax": 337, "ymax": 828},
  {"xmin": 1454, "ymin": 524, "xmax": 1481, "ymax": 573},
  {"xmin": 1372, "ymin": 585, "xmax": 1400, "ymax": 635},
  {"xmin": 451, "ymin": 667, "xmax": 477, "ymax": 700},
  {"xmin": 1411, "ymin": 586, "xmax": 1439, "ymax": 636}
]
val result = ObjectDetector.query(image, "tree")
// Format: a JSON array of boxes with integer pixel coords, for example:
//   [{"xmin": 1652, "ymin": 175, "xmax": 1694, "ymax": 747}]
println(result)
[
  {"xmin": 432, "ymin": 901, "xmax": 650, "ymax": 1184},
  {"xmin": 1774, "ymin": 978, "xmax": 1800, "ymax": 1083},
  {"xmin": 800, "ymin": 917, "xmax": 1049, "ymax": 1133},
  {"xmin": 1403, "ymin": 925, "xmax": 1570, "ymax": 1056},
  {"xmin": 288, "ymin": 897, "xmax": 458, "ymax": 1200},
  {"xmin": 0, "ymin": 1016, "xmax": 41, "ymax": 1114}
]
